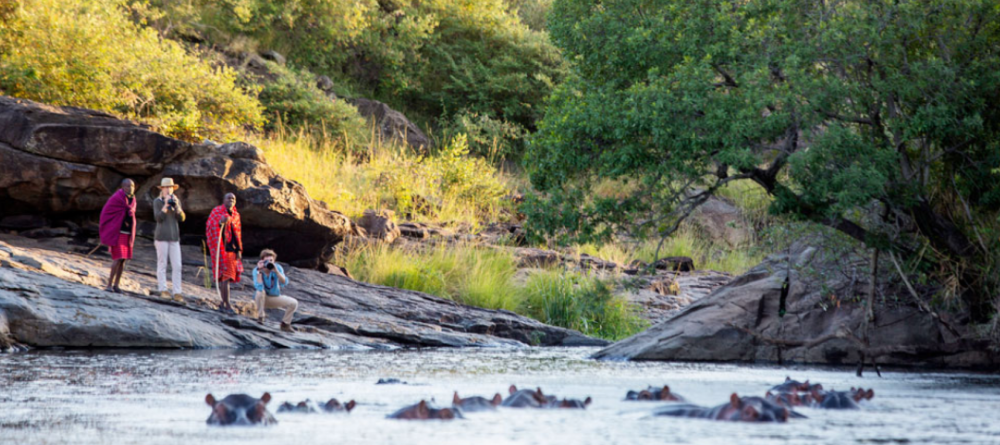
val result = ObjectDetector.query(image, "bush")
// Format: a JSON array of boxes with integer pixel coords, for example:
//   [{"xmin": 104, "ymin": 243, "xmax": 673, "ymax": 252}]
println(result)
[
  {"xmin": 256, "ymin": 61, "xmax": 368, "ymax": 145},
  {"xmin": 440, "ymin": 110, "xmax": 527, "ymax": 162},
  {"xmin": 522, "ymin": 271, "xmax": 647, "ymax": 340},
  {"xmin": 0, "ymin": 0, "xmax": 263, "ymax": 140}
]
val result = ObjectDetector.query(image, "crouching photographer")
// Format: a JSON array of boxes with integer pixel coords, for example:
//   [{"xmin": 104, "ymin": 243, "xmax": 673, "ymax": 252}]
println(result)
[{"xmin": 253, "ymin": 249, "xmax": 298, "ymax": 332}]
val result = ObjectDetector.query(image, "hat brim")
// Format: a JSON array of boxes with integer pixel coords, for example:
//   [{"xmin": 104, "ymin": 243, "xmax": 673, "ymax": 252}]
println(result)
[{"xmin": 157, "ymin": 184, "xmax": 180, "ymax": 189}]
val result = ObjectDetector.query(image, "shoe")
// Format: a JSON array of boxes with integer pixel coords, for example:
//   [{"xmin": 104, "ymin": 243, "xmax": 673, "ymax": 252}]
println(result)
[
  {"xmin": 172, "ymin": 293, "xmax": 184, "ymax": 302},
  {"xmin": 112, "ymin": 286, "xmax": 122, "ymax": 294},
  {"xmin": 160, "ymin": 291, "xmax": 171, "ymax": 299},
  {"xmin": 280, "ymin": 323, "xmax": 296, "ymax": 333}
]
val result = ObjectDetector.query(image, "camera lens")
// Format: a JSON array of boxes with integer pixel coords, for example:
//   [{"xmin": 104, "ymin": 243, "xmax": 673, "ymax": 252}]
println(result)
[{"xmin": 266, "ymin": 262, "xmax": 275, "ymax": 270}]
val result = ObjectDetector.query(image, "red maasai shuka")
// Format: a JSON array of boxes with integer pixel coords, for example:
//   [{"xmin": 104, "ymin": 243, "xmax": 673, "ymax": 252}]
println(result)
[
  {"xmin": 109, "ymin": 232, "xmax": 133, "ymax": 260},
  {"xmin": 206, "ymin": 205, "xmax": 243, "ymax": 283}
]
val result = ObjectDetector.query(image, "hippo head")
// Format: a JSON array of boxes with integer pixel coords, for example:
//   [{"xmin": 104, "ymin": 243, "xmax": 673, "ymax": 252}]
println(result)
[
  {"xmin": 850, "ymin": 387, "xmax": 875, "ymax": 402},
  {"xmin": 390, "ymin": 400, "xmax": 459, "ymax": 420},
  {"xmin": 453, "ymin": 392, "xmax": 503, "ymax": 410},
  {"xmin": 508, "ymin": 385, "xmax": 550, "ymax": 405},
  {"xmin": 205, "ymin": 393, "xmax": 276, "ymax": 426},
  {"xmin": 322, "ymin": 398, "xmax": 357, "ymax": 413},
  {"xmin": 727, "ymin": 394, "xmax": 790, "ymax": 422},
  {"xmin": 553, "ymin": 397, "xmax": 592, "ymax": 409}
]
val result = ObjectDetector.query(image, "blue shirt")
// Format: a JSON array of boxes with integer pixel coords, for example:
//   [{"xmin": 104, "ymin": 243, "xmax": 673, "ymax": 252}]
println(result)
[{"xmin": 253, "ymin": 263, "xmax": 288, "ymax": 296}]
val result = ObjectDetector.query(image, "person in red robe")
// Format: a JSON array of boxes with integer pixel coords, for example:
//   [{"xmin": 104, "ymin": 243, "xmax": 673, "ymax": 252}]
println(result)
[
  {"xmin": 98, "ymin": 179, "xmax": 136, "ymax": 293},
  {"xmin": 206, "ymin": 193, "xmax": 243, "ymax": 313}
]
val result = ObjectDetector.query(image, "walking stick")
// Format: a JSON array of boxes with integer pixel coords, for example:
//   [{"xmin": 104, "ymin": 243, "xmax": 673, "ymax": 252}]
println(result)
[{"xmin": 215, "ymin": 220, "xmax": 225, "ymax": 308}]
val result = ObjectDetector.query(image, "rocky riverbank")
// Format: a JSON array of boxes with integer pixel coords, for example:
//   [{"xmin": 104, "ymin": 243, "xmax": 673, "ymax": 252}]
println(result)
[{"xmin": 0, "ymin": 232, "xmax": 606, "ymax": 351}]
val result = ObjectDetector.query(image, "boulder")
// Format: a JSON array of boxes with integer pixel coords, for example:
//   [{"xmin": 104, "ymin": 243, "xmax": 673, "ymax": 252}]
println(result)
[
  {"xmin": 347, "ymin": 98, "xmax": 430, "ymax": 150},
  {"xmin": 260, "ymin": 50, "xmax": 286, "ymax": 65},
  {"xmin": 356, "ymin": 209, "xmax": 401, "ymax": 244},
  {"xmin": 0, "ymin": 95, "xmax": 352, "ymax": 267},
  {"xmin": 689, "ymin": 196, "xmax": 751, "ymax": 247},
  {"xmin": 594, "ymin": 241, "xmax": 997, "ymax": 369}
]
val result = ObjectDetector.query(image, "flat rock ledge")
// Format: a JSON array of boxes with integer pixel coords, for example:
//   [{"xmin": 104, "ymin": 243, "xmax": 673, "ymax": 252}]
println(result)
[
  {"xmin": 0, "ymin": 234, "xmax": 606, "ymax": 352},
  {"xmin": 593, "ymin": 242, "xmax": 998, "ymax": 370}
]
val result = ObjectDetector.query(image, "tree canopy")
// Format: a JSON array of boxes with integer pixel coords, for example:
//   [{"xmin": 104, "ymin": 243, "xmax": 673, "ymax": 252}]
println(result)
[{"xmin": 528, "ymin": 0, "xmax": 1000, "ymax": 312}]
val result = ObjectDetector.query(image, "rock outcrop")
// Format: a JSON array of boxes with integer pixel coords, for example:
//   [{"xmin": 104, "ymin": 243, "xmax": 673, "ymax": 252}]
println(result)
[
  {"xmin": 348, "ymin": 98, "xmax": 430, "ymax": 150},
  {"xmin": 688, "ymin": 196, "xmax": 751, "ymax": 248},
  {"xmin": 0, "ymin": 96, "xmax": 351, "ymax": 267},
  {"xmin": 0, "ymin": 234, "xmax": 606, "ymax": 351},
  {"xmin": 594, "ymin": 242, "xmax": 997, "ymax": 369}
]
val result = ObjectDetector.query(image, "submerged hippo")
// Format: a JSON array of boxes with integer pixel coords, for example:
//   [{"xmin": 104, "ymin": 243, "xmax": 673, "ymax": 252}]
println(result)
[
  {"xmin": 625, "ymin": 385, "xmax": 687, "ymax": 402},
  {"xmin": 388, "ymin": 400, "xmax": 462, "ymax": 420},
  {"xmin": 806, "ymin": 387, "xmax": 875, "ymax": 410},
  {"xmin": 277, "ymin": 400, "xmax": 316, "ymax": 413},
  {"xmin": 769, "ymin": 377, "xmax": 823, "ymax": 394},
  {"xmin": 548, "ymin": 397, "xmax": 593, "ymax": 409},
  {"xmin": 321, "ymin": 398, "xmax": 357, "ymax": 413},
  {"xmin": 654, "ymin": 393, "xmax": 803, "ymax": 423},
  {"xmin": 501, "ymin": 385, "xmax": 555, "ymax": 408},
  {"xmin": 205, "ymin": 393, "xmax": 277, "ymax": 426},
  {"xmin": 453, "ymin": 392, "xmax": 503, "ymax": 412}
]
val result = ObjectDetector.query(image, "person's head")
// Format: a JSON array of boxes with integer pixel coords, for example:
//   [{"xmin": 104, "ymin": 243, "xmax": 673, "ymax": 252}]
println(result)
[
  {"xmin": 223, "ymin": 193, "xmax": 236, "ymax": 210},
  {"xmin": 158, "ymin": 178, "xmax": 179, "ymax": 197},
  {"xmin": 260, "ymin": 249, "xmax": 277, "ymax": 262},
  {"xmin": 121, "ymin": 179, "xmax": 135, "ymax": 197}
]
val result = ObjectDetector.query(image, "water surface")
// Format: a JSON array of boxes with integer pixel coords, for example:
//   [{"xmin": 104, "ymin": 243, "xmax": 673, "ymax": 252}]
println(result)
[{"xmin": 1, "ymin": 348, "xmax": 998, "ymax": 444}]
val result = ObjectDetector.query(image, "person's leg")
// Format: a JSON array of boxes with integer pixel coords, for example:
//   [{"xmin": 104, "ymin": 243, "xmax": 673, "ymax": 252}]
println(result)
[
  {"xmin": 169, "ymin": 241, "xmax": 183, "ymax": 295},
  {"xmin": 220, "ymin": 280, "xmax": 231, "ymax": 309},
  {"xmin": 114, "ymin": 260, "xmax": 127, "ymax": 289},
  {"xmin": 266, "ymin": 295, "xmax": 298, "ymax": 325},
  {"xmin": 254, "ymin": 290, "xmax": 266, "ymax": 321},
  {"xmin": 106, "ymin": 259, "xmax": 121, "ymax": 290},
  {"xmin": 155, "ymin": 241, "xmax": 168, "ymax": 294}
]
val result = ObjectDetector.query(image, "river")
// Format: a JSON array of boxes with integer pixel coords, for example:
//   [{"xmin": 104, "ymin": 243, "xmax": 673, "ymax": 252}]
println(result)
[{"xmin": 1, "ymin": 347, "xmax": 998, "ymax": 444}]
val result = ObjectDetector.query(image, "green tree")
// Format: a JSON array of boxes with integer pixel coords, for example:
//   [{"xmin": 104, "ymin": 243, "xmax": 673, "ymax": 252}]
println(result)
[{"xmin": 529, "ymin": 0, "xmax": 1000, "ymax": 316}]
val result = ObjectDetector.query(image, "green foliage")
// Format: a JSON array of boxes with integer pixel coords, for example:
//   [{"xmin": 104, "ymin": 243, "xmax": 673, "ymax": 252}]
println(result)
[
  {"xmin": 522, "ymin": 271, "xmax": 647, "ymax": 340},
  {"xmin": 531, "ymin": 0, "xmax": 1000, "ymax": 312},
  {"xmin": 150, "ymin": 0, "xmax": 566, "ymax": 146},
  {"xmin": 440, "ymin": 110, "xmax": 527, "ymax": 162},
  {"xmin": 504, "ymin": 0, "xmax": 553, "ymax": 32},
  {"xmin": 0, "ymin": 0, "xmax": 263, "ymax": 140},
  {"xmin": 256, "ymin": 61, "xmax": 368, "ymax": 144}
]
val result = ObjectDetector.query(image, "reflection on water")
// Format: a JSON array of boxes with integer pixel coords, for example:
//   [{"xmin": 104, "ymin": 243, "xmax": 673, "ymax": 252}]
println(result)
[{"xmin": 1, "ymin": 348, "xmax": 999, "ymax": 444}]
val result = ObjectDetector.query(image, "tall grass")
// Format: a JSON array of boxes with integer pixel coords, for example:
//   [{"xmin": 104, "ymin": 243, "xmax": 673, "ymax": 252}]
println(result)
[
  {"xmin": 338, "ymin": 241, "xmax": 647, "ymax": 340},
  {"xmin": 249, "ymin": 126, "xmax": 516, "ymax": 227}
]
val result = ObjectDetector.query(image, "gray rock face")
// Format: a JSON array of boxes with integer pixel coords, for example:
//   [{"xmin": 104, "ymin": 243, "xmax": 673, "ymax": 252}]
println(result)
[
  {"xmin": 348, "ymin": 98, "xmax": 430, "ymax": 150},
  {"xmin": 356, "ymin": 209, "xmax": 401, "ymax": 244},
  {"xmin": 688, "ymin": 196, "xmax": 751, "ymax": 248},
  {"xmin": 0, "ymin": 234, "xmax": 605, "ymax": 351},
  {"xmin": 0, "ymin": 95, "xmax": 351, "ymax": 266},
  {"xmin": 594, "ymin": 242, "xmax": 997, "ymax": 369}
]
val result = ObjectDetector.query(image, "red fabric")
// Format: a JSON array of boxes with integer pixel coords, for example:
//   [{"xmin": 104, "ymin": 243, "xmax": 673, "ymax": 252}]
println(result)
[
  {"xmin": 206, "ymin": 205, "xmax": 243, "ymax": 282},
  {"xmin": 109, "ymin": 233, "xmax": 133, "ymax": 260},
  {"xmin": 98, "ymin": 189, "xmax": 136, "ymax": 247}
]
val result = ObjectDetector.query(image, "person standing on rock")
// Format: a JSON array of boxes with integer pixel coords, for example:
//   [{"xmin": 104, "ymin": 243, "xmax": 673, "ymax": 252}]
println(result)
[
  {"xmin": 252, "ymin": 248, "xmax": 297, "ymax": 332},
  {"xmin": 98, "ymin": 178, "xmax": 136, "ymax": 293},
  {"xmin": 206, "ymin": 193, "xmax": 242, "ymax": 314},
  {"xmin": 153, "ymin": 178, "xmax": 186, "ymax": 302}
]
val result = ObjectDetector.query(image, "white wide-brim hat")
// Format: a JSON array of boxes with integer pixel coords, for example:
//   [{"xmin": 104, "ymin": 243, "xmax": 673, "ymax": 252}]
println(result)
[{"xmin": 158, "ymin": 178, "xmax": 180, "ymax": 189}]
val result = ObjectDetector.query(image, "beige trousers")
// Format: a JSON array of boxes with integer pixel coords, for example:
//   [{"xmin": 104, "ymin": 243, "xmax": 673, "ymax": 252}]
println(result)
[{"xmin": 254, "ymin": 291, "xmax": 298, "ymax": 324}]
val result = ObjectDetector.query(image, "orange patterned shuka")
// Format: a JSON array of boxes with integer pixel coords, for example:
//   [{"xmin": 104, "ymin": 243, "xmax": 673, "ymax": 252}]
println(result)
[{"xmin": 205, "ymin": 205, "xmax": 243, "ymax": 282}]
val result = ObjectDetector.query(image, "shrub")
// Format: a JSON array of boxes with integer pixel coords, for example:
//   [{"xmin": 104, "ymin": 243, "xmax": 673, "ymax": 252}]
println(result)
[
  {"xmin": 256, "ymin": 61, "xmax": 368, "ymax": 145},
  {"xmin": 522, "ymin": 271, "xmax": 647, "ymax": 340},
  {"xmin": 0, "ymin": 0, "xmax": 263, "ymax": 140},
  {"xmin": 440, "ymin": 110, "xmax": 527, "ymax": 162}
]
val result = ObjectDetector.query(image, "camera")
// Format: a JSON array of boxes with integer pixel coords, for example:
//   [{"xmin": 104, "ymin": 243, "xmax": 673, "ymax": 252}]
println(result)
[
  {"xmin": 265, "ymin": 261, "xmax": 275, "ymax": 271},
  {"xmin": 167, "ymin": 197, "xmax": 177, "ymax": 209}
]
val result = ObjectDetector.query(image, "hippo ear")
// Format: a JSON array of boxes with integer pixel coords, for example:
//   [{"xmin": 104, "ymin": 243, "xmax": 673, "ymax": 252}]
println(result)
[
  {"xmin": 730, "ymin": 393, "xmax": 741, "ymax": 408},
  {"xmin": 785, "ymin": 376, "xmax": 791, "ymax": 382},
  {"xmin": 346, "ymin": 400, "xmax": 356, "ymax": 412},
  {"xmin": 866, "ymin": 389, "xmax": 874, "ymax": 400},
  {"xmin": 584, "ymin": 397, "xmax": 592, "ymax": 406},
  {"xmin": 453, "ymin": 391, "xmax": 461, "ymax": 405},
  {"xmin": 417, "ymin": 400, "xmax": 429, "ymax": 416},
  {"xmin": 205, "ymin": 394, "xmax": 217, "ymax": 407},
  {"xmin": 261, "ymin": 392, "xmax": 272, "ymax": 404},
  {"xmin": 659, "ymin": 386, "xmax": 671, "ymax": 400},
  {"xmin": 491, "ymin": 393, "xmax": 503, "ymax": 406},
  {"xmin": 509, "ymin": 385, "xmax": 517, "ymax": 395},
  {"xmin": 536, "ymin": 387, "xmax": 544, "ymax": 396}
]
